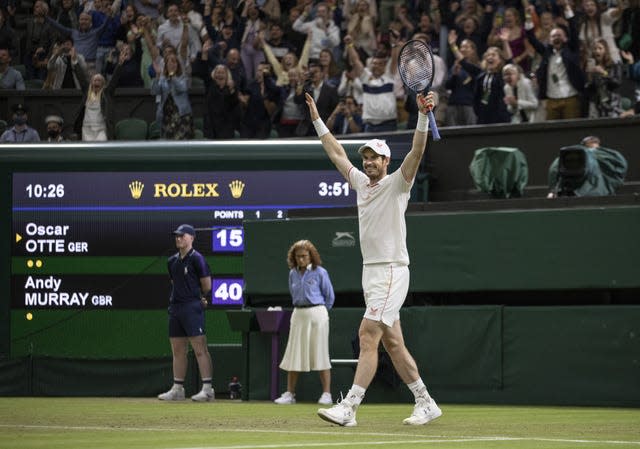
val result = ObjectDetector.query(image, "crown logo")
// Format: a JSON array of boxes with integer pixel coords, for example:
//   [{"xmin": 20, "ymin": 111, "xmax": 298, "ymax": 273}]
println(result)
[
  {"xmin": 229, "ymin": 180, "xmax": 245, "ymax": 199},
  {"xmin": 129, "ymin": 181, "xmax": 144, "ymax": 199}
]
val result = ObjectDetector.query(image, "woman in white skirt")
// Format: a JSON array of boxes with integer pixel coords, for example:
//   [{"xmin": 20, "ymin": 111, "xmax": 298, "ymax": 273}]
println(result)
[{"xmin": 274, "ymin": 240, "xmax": 335, "ymax": 405}]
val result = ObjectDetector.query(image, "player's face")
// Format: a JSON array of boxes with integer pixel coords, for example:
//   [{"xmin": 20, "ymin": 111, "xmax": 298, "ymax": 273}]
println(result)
[{"xmin": 361, "ymin": 148, "xmax": 388, "ymax": 181}]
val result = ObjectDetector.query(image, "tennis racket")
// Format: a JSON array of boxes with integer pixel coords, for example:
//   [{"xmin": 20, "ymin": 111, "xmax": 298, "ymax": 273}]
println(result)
[{"xmin": 397, "ymin": 40, "xmax": 441, "ymax": 141}]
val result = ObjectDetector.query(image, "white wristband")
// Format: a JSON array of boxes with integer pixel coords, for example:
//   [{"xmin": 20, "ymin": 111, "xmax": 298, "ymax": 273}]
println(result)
[
  {"xmin": 312, "ymin": 118, "xmax": 330, "ymax": 137},
  {"xmin": 416, "ymin": 112, "xmax": 429, "ymax": 133}
]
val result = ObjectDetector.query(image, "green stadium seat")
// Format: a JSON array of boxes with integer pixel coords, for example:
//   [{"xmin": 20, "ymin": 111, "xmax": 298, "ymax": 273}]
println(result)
[
  {"xmin": 193, "ymin": 116, "xmax": 203, "ymax": 131},
  {"xmin": 194, "ymin": 128, "xmax": 204, "ymax": 139},
  {"xmin": 24, "ymin": 79, "xmax": 44, "ymax": 89},
  {"xmin": 147, "ymin": 120, "xmax": 161, "ymax": 140},
  {"xmin": 115, "ymin": 118, "xmax": 148, "ymax": 140}
]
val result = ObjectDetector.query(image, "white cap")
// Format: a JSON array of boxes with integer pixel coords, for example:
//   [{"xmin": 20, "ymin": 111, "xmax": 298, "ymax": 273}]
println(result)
[
  {"xmin": 358, "ymin": 139, "xmax": 391, "ymax": 158},
  {"xmin": 45, "ymin": 115, "xmax": 64, "ymax": 125}
]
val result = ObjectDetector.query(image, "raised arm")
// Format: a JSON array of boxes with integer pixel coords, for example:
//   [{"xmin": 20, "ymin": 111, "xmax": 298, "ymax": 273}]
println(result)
[
  {"xmin": 400, "ymin": 92, "xmax": 435, "ymax": 183},
  {"xmin": 305, "ymin": 92, "xmax": 353, "ymax": 180}
]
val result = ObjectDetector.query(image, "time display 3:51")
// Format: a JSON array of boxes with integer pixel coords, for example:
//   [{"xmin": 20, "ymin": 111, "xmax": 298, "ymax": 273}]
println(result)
[{"xmin": 318, "ymin": 181, "xmax": 350, "ymax": 197}]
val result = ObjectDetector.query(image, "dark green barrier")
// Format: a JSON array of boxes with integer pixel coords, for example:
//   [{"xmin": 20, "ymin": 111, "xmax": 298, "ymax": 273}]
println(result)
[
  {"xmin": 244, "ymin": 206, "xmax": 640, "ymax": 295},
  {"xmin": 246, "ymin": 306, "xmax": 640, "ymax": 406}
]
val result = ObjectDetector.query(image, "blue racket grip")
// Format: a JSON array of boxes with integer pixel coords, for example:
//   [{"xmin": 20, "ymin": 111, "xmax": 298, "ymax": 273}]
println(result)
[{"xmin": 427, "ymin": 110, "xmax": 441, "ymax": 141}]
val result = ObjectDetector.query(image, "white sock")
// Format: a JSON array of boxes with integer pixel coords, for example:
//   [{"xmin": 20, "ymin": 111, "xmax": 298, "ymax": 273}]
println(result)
[
  {"xmin": 407, "ymin": 379, "xmax": 430, "ymax": 401},
  {"xmin": 345, "ymin": 384, "xmax": 366, "ymax": 406}
]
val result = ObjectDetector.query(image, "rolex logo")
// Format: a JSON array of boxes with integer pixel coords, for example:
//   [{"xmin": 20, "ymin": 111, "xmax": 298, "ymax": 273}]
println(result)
[
  {"xmin": 229, "ymin": 180, "xmax": 245, "ymax": 199},
  {"xmin": 129, "ymin": 181, "xmax": 144, "ymax": 199}
]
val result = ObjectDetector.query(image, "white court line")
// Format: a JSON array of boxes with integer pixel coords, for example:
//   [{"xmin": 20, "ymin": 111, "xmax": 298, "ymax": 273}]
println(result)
[{"xmin": 1, "ymin": 424, "xmax": 639, "ymax": 447}]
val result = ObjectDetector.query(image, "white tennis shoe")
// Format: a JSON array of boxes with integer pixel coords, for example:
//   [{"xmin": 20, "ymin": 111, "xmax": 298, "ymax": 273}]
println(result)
[
  {"xmin": 403, "ymin": 397, "xmax": 442, "ymax": 425},
  {"xmin": 157, "ymin": 385, "xmax": 185, "ymax": 401},
  {"xmin": 317, "ymin": 399, "xmax": 357, "ymax": 427},
  {"xmin": 317, "ymin": 392, "xmax": 333, "ymax": 405},
  {"xmin": 274, "ymin": 391, "xmax": 296, "ymax": 404},
  {"xmin": 191, "ymin": 387, "xmax": 215, "ymax": 402}
]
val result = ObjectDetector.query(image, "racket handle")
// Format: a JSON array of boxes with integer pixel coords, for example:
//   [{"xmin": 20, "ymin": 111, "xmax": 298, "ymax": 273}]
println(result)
[{"xmin": 427, "ymin": 110, "xmax": 441, "ymax": 141}]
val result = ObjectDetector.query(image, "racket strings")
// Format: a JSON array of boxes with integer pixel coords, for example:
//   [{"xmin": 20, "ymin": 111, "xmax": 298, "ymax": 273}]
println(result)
[{"xmin": 398, "ymin": 42, "xmax": 434, "ymax": 93}]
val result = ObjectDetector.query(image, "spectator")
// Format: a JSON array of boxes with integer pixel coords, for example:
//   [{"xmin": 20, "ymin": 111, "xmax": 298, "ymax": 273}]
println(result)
[
  {"xmin": 46, "ymin": 11, "xmax": 111, "ymax": 74},
  {"xmin": 326, "ymin": 95, "xmax": 364, "ymax": 134},
  {"xmin": 225, "ymin": 47, "xmax": 248, "ymax": 93},
  {"xmin": 0, "ymin": 47, "xmax": 25, "ymax": 90},
  {"xmin": 181, "ymin": 0, "xmax": 205, "ymax": 42},
  {"xmin": 44, "ymin": 115, "xmax": 65, "ymax": 142},
  {"xmin": 282, "ymin": 6, "xmax": 307, "ymax": 58},
  {"xmin": 502, "ymin": 63, "xmax": 539, "ymax": 123},
  {"xmin": 238, "ymin": 62, "xmax": 280, "ymax": 138},
  {"xmin": 264, "ymin": 20, "xmax": 297, "ymax": 61},
  {"xmin": 337, "ymin": 60, "xmax": 364, "ymax": 105},
  {"xmin": 445, "ymin": 30, "xmax": 479, "ymax": 125},
  {"xmin": 261, "ymin": 32, "xmax": 310, "ymax": 86},
  {"xmin": 54, "ymin": 0, "xmax": 80, "ymax": 31},
  {"xmin": 132, "ymin": 0, "xmax": 161, "ymax": 20},
  {"xmin": 344, "ymin": 35, "xmax": 402, "ymax": 132},
  {"xmin": 74, "ymin": 50, "xmax": 125, "ymax": 141},
  {"xmin": 24, "ymin": 0, "xmax": 55, "ymax": 80},
  {"xmin": 274, "ymin": 67, "xmax": 306, "ymax": 137},
  {"xmin": 151, "ymin": 51, "xmax": 196, "ymax": 139},
  {"xmin": 157, "ymin": 3, "xmax": 202, "ymax": 65},
  {"xmin": 585, "ymin": 37, "xmax": 623, "ymax": 117},
  {"xmin": 577, "ymin": 0, "xmax": 626, "ymax": 64},
  {"xmin": 294, "ymin": 61, "xmax": 340, "ymax": 136},
  {"xmin": 318, "ymin": 47, "xmax": 341, "ymax": 88},
  {"xmin": 461, "ymin": 44, "xmax": 511, "ymax": 124},
  {"xmin": 203, "ymin": 64, "xmax": 242, "ymax": 139},
  {"xmin": 342, "ymin": 0, "xmax": 377, "ymax": 25},
  {"xmin": 488, "ymin": 7, "xmax": 534, "ymax": 73},
  {"xmin": 0, "ymin": 8, "xmax": 19, "ymax": 58},
  {"xmin": 292, "ymin": 2, "xmax": 341, "ymax": 60},
  {"xmin": 0, "ymin": 104, "xmax": 40, "ymax": 143},
  {"xmin": 346, "ymin": 0, "xmax": 377, "ymax": 58},
  {"xmin": 88, "ymin": 0, "xmax": 123, "ymax": 74},
  {"xmin": 621, "ymin": 49, "xmax": 640, "ymax": 114},
  {"xmin": 44, "ymin": 36, "xmax": 89, "ymax": 90},
  {"xmin": 138, "ymin": 14, "xmax": 159, "ymax": 88},
  {"xmin": 238, "ymin": 0, "xmax": 266, "ymax": 82},
  {"xmin": 616, "ymin": 0, "xmax": 639, "ymax": 61},
  {"xmin": 106, "ymin": 41, "xmax": 144, "ymax": 87},
  {"xmin": 525, "ymin": 2, "xmax": 586, "ymax": 120},
  {"xmin": 256, "ymin": 0, "xmax": 281, "ymax": 23}
]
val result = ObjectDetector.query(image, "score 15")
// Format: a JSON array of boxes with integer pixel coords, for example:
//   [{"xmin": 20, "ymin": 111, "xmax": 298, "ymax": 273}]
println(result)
[{"xmin": 212, "ymin": 226, "xmax": 244, "ymax": 252}]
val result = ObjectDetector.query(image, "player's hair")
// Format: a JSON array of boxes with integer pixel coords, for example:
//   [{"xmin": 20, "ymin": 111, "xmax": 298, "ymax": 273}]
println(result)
[{"xmin": 287, "ymin": 240, "xmax": 322, "ymax": 269}]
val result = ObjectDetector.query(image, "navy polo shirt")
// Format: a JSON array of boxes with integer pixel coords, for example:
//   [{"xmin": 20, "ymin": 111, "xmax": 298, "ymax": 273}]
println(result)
[{"xmin": 167, "ymin": 248, "xmax": 211, "ymax": 304}]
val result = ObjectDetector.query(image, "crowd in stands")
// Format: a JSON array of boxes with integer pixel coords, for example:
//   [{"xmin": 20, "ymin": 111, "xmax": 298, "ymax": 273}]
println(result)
[{"xmin": 0, "ymin": 0, "xmax": 639, "ymax": 142}]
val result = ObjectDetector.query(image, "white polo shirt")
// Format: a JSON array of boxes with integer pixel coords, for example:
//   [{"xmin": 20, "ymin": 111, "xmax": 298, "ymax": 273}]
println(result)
[{"xmin": 348, "ymin": 167, "xmax": 412, "ymax": 265}]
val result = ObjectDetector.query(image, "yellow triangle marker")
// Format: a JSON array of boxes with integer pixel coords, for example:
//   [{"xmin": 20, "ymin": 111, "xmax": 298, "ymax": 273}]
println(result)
[{"xmin": 16, "ymin": 233, "xmax": 22, "ymax": 243}]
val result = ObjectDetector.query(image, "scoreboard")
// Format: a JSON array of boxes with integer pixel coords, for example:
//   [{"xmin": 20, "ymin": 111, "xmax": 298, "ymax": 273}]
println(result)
[{"xmin": 11, "ymin": 171, "xmax": 355, "ymax": 310}]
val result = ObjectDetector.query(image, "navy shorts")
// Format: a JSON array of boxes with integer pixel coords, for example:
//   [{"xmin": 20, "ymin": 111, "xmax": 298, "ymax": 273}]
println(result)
[{"xmin": 168, "ymin": 301, "xmax": 206, "ymax": 337}]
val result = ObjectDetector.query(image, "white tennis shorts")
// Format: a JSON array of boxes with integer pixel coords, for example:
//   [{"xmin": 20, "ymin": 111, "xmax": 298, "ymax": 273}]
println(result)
[
  {"xmin": 279, "ymin": 305, "xmax": 331, "ymax": 372},
  {"xmin": 362, "ymin": 263, "xmax": 409, "ymax": 327}
]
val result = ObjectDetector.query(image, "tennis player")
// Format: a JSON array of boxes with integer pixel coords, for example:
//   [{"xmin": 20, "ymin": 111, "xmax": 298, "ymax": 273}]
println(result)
[{"xmin": 306, "ymin": 91, "xmax": 442, "ymax": 427}]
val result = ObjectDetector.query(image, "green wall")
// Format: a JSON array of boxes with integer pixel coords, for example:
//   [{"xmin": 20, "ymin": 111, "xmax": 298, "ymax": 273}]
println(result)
[{"xmin": 244, "ymin": 206, "xmax": 640, "ymax": 295}]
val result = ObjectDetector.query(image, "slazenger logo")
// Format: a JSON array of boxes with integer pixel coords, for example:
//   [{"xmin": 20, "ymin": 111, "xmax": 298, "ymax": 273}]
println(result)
[{"xmin": 332, "ymin": 232, "xmax": 356, "ymax": 247}]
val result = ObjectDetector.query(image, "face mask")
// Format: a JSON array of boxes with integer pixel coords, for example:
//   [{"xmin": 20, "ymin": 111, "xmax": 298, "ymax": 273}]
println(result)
[
  {"xmin": 14, "ymin": 116, "xmax": 27, "ymax": 126},
  {"xmin": 48, "ymin": 129, "xmax": 60, "ymax": 138}
]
